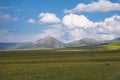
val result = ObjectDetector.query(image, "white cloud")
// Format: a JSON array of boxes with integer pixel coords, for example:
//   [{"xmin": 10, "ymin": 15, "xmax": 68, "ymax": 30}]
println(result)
[
  {"xmin": 62, "ymin": 14, "xmax": 93, "ymax": 29},
  {"xmin": 38, "ymin": 12, "xmax": 61, "ymax": 24},
  {"xmin": 36, "ymin": 13, "xmax": 120, "ymax": 42},
  {"xmin": 1, "ymin": 13, "xmax": 120, "ymax": 42},
  {"xmin": 27, "ymin": 18, "xmax": 36, "ymax": 23},
  {"xmin": 33, "ymin": 24, "xmax": 64, "ymax": 42},
  {"xmin": 91, "ymin": 15, "xmax": 120, "ymax": 34},
  {"xmin": 0, "ymin": 25, "xmax": 65, "ymax": 42},
  {"xmin": 64, "ymin": 0, "xmax": 120, "ymax": 13},
  {"xmin": 62, "ymin": 14, "xmax": 120, "ymax": 41},
  {"xmin": 0, "ymin": 14, "xmax": 17, "ymax": 24},
  {"xmin": 86, "ymin": 15, "xmax": 120, "ymax": 40},
  {"xmin": 100, "ymin": 34, "xmax": 115, "ymax": 40},
  {"xmin": 68, "ymin": 28, "xmax": 86, "ymax": 41}
]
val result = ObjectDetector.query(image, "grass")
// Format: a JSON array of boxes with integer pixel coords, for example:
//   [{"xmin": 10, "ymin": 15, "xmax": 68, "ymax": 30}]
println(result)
[
  {"xmin": 104, "ymin": 42, "xmax": 120, "ymax": 50},
  {"xmin": 0, "ymin": 49, "xmax": 120, "ymax": 80}
]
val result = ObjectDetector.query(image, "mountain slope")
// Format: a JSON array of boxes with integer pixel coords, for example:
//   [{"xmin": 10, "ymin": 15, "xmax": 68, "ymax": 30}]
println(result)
[
  {"xmin": 0, "ymin": 43, "xmax": 16, "ymax": 50},
  {"xmin": 36, "ymin": 36, "xmax": 64, "ymax": 48},
  {"xmin": 17, "ymin": 36, "xmax": 64, "ymax": 49},
  {"xmin": 102, "ymin": 42, "xmax": 120, "ymax": 50},
  {"xmin": 0, "ymin": 37, "xmax": 64, "ymax": 50},
  {"xmin": 0, "ymin": 42, "xmax": 31, "ymax": 50},
  {"xmin": 69, "ymin": 38, "xmax": 98, "ymax": 45},
  {"xmin": 111, "ymin": 38, "xmax": 120, "ymax": 42},
  {"xmin": 79, "ymin": 38, "xmax": 98, "ymax": 44},
  {"xmin": 66, "ymin": 38, "xmax": 120, "ymax": 51}
]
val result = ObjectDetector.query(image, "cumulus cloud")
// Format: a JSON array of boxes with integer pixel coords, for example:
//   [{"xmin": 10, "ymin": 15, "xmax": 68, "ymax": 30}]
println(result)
[
  {"xmin": 0, "ymin": 14, "xmax": 17, "ymax": 24},
  {"xmin": 91, "ymin": 15, "xmax": 120, "ymax": 40},
  {"xmin": 62, "ymin": 14, "xmax": 93, "ymax": 29},
  {"xmin": 27, "ymin": 18, "xmax": 36, "ymax": 23},
  {"xmin": 68, "ymin": 28, "xmax": 87, "ymax": 41},
  {"xmin": 35, "ymin": 14, "xmax": 120, "ymax": 42},
  {"xmin": 38, "ymin": 12, "xmax": 61, "ymax": 24},
  {"xmin": 33, "ymin": 24, "xmax": 65, "ymax": 42},
  {"xmin": 100, "ymin": 34, "xmax": 115, "ymax": 40},
  {"xmin": 64, "ymin": 0, "xmax": 120, "ymax": 13},
  {"xmin": 62, "ymin": 14, "xmax": 120, "ymax": 41},
  {"xmin": 90, "ymin": 15, "xmax": 120, "ymax": 35},
  {"xmin": 1, "ymin": 13, "xmax": 119, "ymax": 42}
]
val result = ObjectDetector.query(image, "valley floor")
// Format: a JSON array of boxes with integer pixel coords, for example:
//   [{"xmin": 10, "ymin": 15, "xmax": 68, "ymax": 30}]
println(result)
[{"xmin": 0, "ymin": 49, "xmax": 120, "ymax": 80}]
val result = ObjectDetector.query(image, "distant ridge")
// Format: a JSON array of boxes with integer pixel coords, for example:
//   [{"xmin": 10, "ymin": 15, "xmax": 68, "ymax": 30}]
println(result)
[
  {"xmin": 69, "ymin": 38, "xmax": 98, "ymax": 45},
  {"xmin": 0, "ymin": 37, "xmax": 120, "ymax": 50},
  {"xmin": 112, "ymin": 37, "xmax": 120, "ymax": 42},
  {"xmin": 80, "ymin": 38, "xmax": 98, "ymax": 43}
]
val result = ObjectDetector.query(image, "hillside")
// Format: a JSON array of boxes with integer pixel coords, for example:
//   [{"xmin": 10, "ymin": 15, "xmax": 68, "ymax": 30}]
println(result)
[
  {"xmin": 0, "ymin": 42, "xmax": 25, "ymax": 50},
  {"xmin": 69, "ymin": 38, "xmax": 98, "ymax": 45},
  {"xmin": 12, "ymin": 36, "xmax": 64, "ymax": 49},
  {"xmin": 103, "ymin": 42, "xmax": 120, "ymax": 50},
  {"xmin": 36, "ymin": 36, "xmax": 64, "ymax": 48}
]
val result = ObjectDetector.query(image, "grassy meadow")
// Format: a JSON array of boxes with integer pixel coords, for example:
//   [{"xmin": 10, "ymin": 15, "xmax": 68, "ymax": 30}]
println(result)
[{"xmin": 0, "ymin": 49, "xmax": 120, "ymax": 80}]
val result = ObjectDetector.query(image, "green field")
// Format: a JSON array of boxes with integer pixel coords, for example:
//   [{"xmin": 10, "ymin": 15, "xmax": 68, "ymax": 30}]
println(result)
[
  {"xmin": 104, "ymin": 42, "xmax": 120, "ymax": 50},
  {"xmin": 0, "ymin": 49, "xmax": 120, "ymax": 80}
]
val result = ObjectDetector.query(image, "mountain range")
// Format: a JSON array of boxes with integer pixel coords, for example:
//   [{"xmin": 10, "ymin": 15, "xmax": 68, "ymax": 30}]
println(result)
[{"xmin": 0, "ymin": 36, "xmax": 120, "ymax": 50}]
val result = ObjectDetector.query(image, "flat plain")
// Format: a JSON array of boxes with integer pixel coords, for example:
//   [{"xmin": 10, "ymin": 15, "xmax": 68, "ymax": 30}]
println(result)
[{"xmin": 0, "ymin": 49, "xmax": 120, "ymax": 80}]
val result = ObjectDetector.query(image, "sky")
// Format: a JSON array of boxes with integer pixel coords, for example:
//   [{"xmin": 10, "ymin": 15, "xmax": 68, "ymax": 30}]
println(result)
[{"xmin": 0, "ymin": 0, "xmax": 120, "ymax": 42}]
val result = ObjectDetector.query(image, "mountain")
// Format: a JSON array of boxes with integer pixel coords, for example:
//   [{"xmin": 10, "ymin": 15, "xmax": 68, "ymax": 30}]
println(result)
[
  {"xmin": 79, "ymin": 38, "xmax": 98, "ymax": 44},
  {"xmin": 15, "ymin": 42, "xmax": 35, "ymax": 49},
  {"xmin": 65, "ymin": 38, "xmax": 120, "ymax": 51},
  {"xmin": 112, "ymin": 37, "xmax": 120, "ymax": 42},
  {"xmin": 0, "ymin": 42, "xmax": 16, "ymax": 50},
  {"xmin": 0, "ymin": 36, "xmax": 64, "ymax": 50},
  {"xmin": 16, "ymin": 36, "xmax": 64, "ymax": 49},
  {"xmin": 69, "ymin": 38, "xmax": 98, "ymax": 45},
  {"xmin": 36, "ymin": 36, "xmax": 64, "ymax": 48},
  {"xmin": 0, "ymin": 42, "xmax": 32, "ymax": 50}
]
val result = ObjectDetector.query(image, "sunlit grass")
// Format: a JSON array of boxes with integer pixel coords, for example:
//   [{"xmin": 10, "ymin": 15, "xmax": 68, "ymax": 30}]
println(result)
[{"xmin": 105, "ymin": 42, "xmax": 120, "ymax": 50}]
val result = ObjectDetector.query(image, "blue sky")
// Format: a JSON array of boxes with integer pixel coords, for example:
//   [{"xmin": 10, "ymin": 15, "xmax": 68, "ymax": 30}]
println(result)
[{"xmin": 0, "ymin": 0, "xmax": 120, "ymax": 42}]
